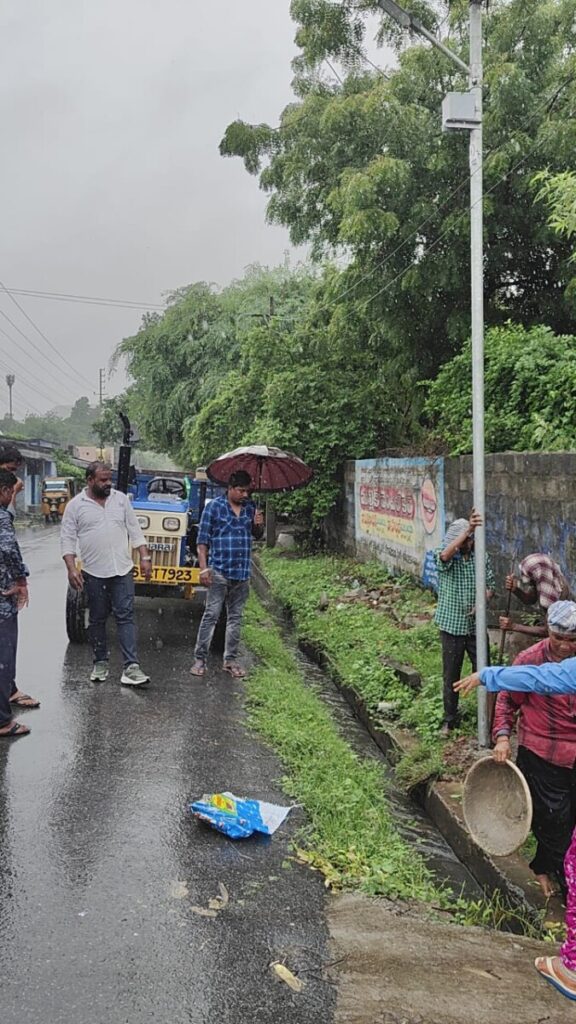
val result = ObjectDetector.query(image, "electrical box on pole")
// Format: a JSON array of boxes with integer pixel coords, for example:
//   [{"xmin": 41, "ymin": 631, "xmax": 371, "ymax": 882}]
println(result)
[{"xmin": 442, "ymin": 92, "xmax": 480, "ymax": 132}]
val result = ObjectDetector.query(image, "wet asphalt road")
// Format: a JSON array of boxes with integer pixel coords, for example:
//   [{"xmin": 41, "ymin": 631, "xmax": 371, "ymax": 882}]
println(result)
[{"xmin": 0, "ymin": 529, "xmax": 335, "ymax": 1024}]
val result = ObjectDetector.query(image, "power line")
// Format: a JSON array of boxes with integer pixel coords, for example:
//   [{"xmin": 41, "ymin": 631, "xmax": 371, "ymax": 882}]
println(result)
[
  {"xmin": 2, "ymin": 286, "xmax": 165, "ymax": 311},
  {"xmin": 0, "ymin": 327, "xmax": 74, "ymax": 406},
  {"xmin": 357, "ymin": 104, "xmax": 576, "ymax": 314},
  {"xmin": 0, "ymin": 302, "xmax": 94, "ymax": 394},
  {"xmin": 308, "ymin": 70, "xmax": 576, "ymax": 319},
  {"xmin": 0, "ymin": 320, "xmax": 82, "ymax": 405},
  {"xmin": 0, "ymin": 358, "xmax": 44, "ymax": 417},
  {"xmin": 0, "ymin": 279, "xmax": 95, "ymax": 390}
]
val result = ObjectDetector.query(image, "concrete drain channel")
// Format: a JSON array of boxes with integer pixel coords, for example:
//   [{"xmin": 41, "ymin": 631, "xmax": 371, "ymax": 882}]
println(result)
[
  {"xmin": 251, "ymin": 564, "xmax": 558, "ymax": 935},
  {"xmin": 251, "ymin": 568, "xmax": 482, "ymax": 902}
]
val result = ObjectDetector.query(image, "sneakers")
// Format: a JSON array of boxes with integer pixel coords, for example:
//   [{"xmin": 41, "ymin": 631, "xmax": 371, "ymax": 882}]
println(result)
[
  {"xmin": 120, "ymin": 663, "xmax": 150, "ymax": 687},
  {"xmin": 90, "ymin": 661, "xmax": 109, "ymax": 682}
]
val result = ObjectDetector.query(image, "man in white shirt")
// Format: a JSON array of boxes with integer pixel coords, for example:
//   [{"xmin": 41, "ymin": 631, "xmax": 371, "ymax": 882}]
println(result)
[{"xmin": 61, "ymin": 462, "xmax": 152, "ymax": 687}]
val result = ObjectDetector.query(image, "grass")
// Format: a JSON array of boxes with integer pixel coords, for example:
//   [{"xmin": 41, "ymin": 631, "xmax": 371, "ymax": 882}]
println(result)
[
  {"xmin": 242, "ymin": 590, "xmax": 560, "ymax": 939},
  {"xmin": 258, "ymin": 550, "xmax": 478, "ymax": 775},
  {"xmin": 242, "ymin": 593, "xmax": 445, "ymax": 902}
]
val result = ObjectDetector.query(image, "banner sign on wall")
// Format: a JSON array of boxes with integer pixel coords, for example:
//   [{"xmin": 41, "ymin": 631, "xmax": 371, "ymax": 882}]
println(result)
[{"xmin": 354, "ymin": 457, "xmax": 445, "ymax": 588}]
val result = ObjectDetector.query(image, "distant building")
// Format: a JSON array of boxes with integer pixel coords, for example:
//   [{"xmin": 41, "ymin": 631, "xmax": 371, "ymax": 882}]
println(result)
[{"xmin": 72, "ymin": 445, "xmax": 114, "ymax": 464}]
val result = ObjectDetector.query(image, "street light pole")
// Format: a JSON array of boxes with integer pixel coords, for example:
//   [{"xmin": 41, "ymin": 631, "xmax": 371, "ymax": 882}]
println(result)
[
  {"xmin": 375, "ymin": 0, "xmax": 489, "ymax": 745},
  {"xmin": 468, "ymin": 1, "xmax": 488, "ymax": 746}
]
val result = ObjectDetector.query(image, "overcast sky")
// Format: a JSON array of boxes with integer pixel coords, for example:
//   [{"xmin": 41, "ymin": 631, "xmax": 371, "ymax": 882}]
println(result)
[{"xmin": 0, "ymin": 0, "xmax": 311, "ymax": 418}]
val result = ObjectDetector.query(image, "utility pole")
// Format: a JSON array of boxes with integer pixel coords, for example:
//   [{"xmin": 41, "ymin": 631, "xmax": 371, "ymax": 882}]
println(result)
[
  {"xmin": 376, "ymin": 0, "xmax": 489, "ymax": 746},
  {"xmin": 6, "ymin": 374, "xmax": 15, "ymax": 422},
  {"xmin": 98, "ymin": 368, "xmax": 106, "ymax": 408}
]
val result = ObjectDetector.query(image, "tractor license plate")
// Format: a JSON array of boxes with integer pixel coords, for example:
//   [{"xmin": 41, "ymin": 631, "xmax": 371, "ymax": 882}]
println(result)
[{"xmin": 133, "ymin": 566, "xmax": 199, "ymax": 585}]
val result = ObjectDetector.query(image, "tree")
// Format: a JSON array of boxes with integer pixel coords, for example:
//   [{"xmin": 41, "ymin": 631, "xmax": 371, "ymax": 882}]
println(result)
[
  {"xmin": 185, "ymin": 268, "xmax": 415, "ymax": 524},
  {"xmin": 221, "ymin": 0, "xmax": 576, "ymax": 379},
  {"xmin": 425, "ymin": 322, "xmax": 576, "ymax": 453},
  {"xmin": 91, "ymin": 396, "xmax": 129, "ymax": 448},
  {"xmin": 114, "ymin": 264, "xmax": 318, "ymax": 460}
]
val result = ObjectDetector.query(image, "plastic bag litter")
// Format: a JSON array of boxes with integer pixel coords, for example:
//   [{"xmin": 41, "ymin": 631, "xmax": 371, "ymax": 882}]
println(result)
[{"xmin": 189, "ymin": 791, "xmax": 292, "ymax": 839}]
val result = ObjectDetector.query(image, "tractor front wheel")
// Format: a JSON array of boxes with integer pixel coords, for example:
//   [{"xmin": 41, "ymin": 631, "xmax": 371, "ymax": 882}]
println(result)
[{"xmin": 66, "ymin": 584, "xmax": 89, "ymax": 643}]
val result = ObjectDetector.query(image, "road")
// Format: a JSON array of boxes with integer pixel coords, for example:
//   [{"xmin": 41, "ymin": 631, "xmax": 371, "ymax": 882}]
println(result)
[{"xmin": 0, "ymin": 529, "xmax": 334, "ymax": 1024}]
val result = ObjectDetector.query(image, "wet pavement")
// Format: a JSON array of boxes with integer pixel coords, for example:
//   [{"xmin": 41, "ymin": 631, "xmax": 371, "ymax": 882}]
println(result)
[{"xmin": 0, "ymin": 529, "xmax": 335, "ymax": 1024}]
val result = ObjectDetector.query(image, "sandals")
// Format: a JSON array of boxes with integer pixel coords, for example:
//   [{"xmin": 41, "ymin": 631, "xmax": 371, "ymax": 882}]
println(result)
[
  {"xmin": 0, "ymin": 721, "xmax": 30, "ymax": 739},
  {"xmin": 223, "ymin": 663, "xmax": 246, "ymax": 678},
  {"xmin": 535, "ymin": 956, "xmax": 576, "ymax": 1001},
  {"xmin": 10, "ymin": 692, "xmax": 40, "ymax": 709},
  {"xmin": 190, "ymin": 661, "xmax": 206, "ymax": 677}
]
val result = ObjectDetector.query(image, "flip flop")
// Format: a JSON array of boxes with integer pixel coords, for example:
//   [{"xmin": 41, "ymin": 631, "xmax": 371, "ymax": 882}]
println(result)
[
  {"xmin": 190, "ymin": 661, "xmax": 206, "ymax": 677},
  {"xmin": 535, "ymin": 956, "xmax": 576, "ymax": 1001},
  {"xmin": 0, "ymin": 722, "xmax": 30, "ymax": 739},
  {"xmin": 10, "ymin": 693, "xmax": 40, "ymax": 709},
  {"xmin": 223, "ymin": 664, "xmax": 246, "ymax": 678}
]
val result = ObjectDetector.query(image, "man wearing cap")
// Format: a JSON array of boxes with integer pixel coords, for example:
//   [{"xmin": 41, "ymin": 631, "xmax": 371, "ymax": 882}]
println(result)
[
  {"xmin": 492, "ymin": 599, "xmax": 576, "ymax": 897},
  {"xmin": 435, "ymin": 508, "xmax": 495, "ymax": 737}
]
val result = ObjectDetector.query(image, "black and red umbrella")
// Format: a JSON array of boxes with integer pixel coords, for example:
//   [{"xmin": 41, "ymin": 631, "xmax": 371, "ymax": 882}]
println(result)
[{"xmin": 206, "ymin": 445, "xmax": 313, "ymax": 494}]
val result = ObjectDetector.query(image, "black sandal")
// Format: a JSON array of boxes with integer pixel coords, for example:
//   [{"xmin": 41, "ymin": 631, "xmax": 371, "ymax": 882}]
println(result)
[
  {"xmin": 0, "ymin": 722, "xmax": 30, "ymax": 738},
  {"xmin": 10, "ymin": 693, "xmax": 40, "ymax": 709}
]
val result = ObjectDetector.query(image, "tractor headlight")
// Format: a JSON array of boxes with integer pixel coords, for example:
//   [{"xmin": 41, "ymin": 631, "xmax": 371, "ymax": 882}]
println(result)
[
  {"xmin": 136, "ymin": 515, "xmax": 150, "ymax": 529},
  {"xmin": 163, "ymin": 517, "xmax": 180, "ymax": 531}
]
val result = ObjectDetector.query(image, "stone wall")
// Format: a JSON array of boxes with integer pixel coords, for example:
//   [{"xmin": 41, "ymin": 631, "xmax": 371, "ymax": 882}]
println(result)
[
  {"xmin": 444, "ymin": 451, "xmax": 576, "ymax": 596},
  {"xmin": 328, "ymin": 452, "xmax": 576, "ymax": 598}
]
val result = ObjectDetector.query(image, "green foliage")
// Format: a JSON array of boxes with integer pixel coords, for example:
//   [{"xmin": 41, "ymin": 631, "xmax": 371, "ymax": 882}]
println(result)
[
  {"xmin": 259, "ymin": 549, "xmax": 477, "ymax": 762},
  {"xmin": 91, "ymin": 396, "xmax": 128, "ymax": 447},
  {"xmin": 426, "ymin": 322, "xmax": 576, "ymax": 453},
  {"xmin": 534, "ymin": 168, "xmax": 576, "ymax": 244},
  {"xmin": 54, "ymin": 449, "xmax": 84, "ymax": 481},
  {"xmin": 248, "ymin": 558, "xmax": 562, "ymax": 934},
  {"xmin": 395, "ymin": 744, "xmax": 445, "ymax": 790},
  {"xmin": 116, "ymin": 263, "xmax": 318, "ymax": 463},
  {"xmin": 221, "ymin": 0, "xmax": 576, "ymax": 378},
  {"xmin": 243, "ymin": 593, "xmax": 445, "ymax": 901},
  {"xmin": 0, "ymin": 396, "xmax": 100, "ymax": 448}
]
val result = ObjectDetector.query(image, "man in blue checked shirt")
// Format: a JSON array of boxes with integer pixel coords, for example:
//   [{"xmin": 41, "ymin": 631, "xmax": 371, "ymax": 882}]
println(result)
[{"xmin": 191, "ymin": 470, "xmax": 264, "ymax": 678}]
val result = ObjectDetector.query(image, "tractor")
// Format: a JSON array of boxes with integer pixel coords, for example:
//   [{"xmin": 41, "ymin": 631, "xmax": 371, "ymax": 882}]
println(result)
[{"xmin": 65, "ymin": 414, "xmax": 225, "ymax": 646}]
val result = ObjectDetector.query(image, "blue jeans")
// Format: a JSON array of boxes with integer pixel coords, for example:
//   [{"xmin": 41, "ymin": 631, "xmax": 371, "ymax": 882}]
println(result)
[
  {"xmin": 194, "ymin": 572, "xmax": 250, "ymax": 664},
  {"xmin": 84, "ymin": 572, "xmax": 138, "ymax": 667},
  {"xmin": 0, "ymin": 615, "xmax": 18, "ymax": 726}
]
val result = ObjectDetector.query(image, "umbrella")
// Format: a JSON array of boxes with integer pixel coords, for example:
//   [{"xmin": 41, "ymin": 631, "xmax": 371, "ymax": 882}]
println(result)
[{"xmin": 206, "ymin": 445, "xmax": 313, "ymax": 494}]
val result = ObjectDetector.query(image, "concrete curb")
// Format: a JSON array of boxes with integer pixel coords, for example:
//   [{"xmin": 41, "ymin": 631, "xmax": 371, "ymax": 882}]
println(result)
[{"xmin": 250, "ymin": 558, "xmax": 553, "ymax": 925}]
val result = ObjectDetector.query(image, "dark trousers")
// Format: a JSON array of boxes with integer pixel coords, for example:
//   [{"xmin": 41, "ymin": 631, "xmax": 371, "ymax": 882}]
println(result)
[
  {"xmin": 84, "ymin": 572, "xmax": 138, "ymax": 667},
  {"xmin": 440, "ymin": 630, "xmax": 479, "ymax": 727},
  {"xmin": 516, "ymin": 745, "xmax": 576, "ymax": 893},
  {"xmin": 0, "ymin": 616, "xmax": 18, "ymax": 726}
]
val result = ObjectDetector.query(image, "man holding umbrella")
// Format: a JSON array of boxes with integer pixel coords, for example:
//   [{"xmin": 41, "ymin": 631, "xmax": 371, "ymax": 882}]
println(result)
[{"xmin": 191, "ymin": 470, "xmax": 264, "ymax": 678}]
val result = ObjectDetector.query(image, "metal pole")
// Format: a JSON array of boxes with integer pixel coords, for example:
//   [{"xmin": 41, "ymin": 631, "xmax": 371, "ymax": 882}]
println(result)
[
  {"xmin": 469, "ymin": 1, "xmax": 488, "ymax": 747},
  {"xmin": 6, "ymin": 374, "xmax": 14, "ymax": 422}
]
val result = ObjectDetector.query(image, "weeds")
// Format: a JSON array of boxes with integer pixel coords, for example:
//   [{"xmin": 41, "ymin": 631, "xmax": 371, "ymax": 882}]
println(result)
[
  {"xmin": 259, "ymin": 550, "xmax": 477, "ymax": 774},
  {"xmin": 243, "ymin": 589, "xmax": 556, "ymax": 940},
  {"xmin": 242, "ymin": 594, "xmax": 446, "ymax": 903}
]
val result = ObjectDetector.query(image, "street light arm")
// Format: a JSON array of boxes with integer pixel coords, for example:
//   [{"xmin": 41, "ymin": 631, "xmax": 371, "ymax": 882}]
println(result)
[{"xmin": 376, "ymin": 0, "xmax": 471, "ymax": 77}]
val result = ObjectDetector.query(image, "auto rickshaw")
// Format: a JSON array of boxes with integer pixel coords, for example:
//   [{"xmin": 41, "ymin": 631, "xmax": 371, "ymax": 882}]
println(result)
[{"xmin": 41, "ymin": 477, "xmax": 77, "ymax": 523}]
